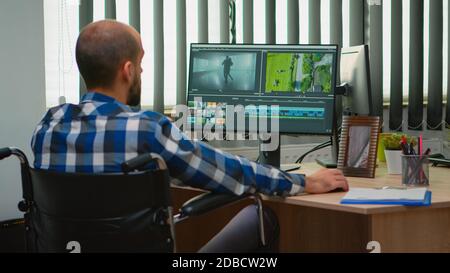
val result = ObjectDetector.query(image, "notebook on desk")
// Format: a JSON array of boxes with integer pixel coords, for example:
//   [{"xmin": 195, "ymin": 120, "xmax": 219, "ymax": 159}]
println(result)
[{"xmin": 341, "ymin": 187, "xmax": 432, "ymax": 206}]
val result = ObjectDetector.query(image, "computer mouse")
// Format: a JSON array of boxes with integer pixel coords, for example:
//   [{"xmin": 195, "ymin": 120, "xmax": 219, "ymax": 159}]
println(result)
[{"xmin": 330, "ymin": 187, "xmax": 347, "ymax": 193}]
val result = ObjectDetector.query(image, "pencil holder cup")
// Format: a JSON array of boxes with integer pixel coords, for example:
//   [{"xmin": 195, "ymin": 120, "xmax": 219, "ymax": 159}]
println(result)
[{"xmin": 401, "ymin": 155, "xmax": 430, "ymax": 187}]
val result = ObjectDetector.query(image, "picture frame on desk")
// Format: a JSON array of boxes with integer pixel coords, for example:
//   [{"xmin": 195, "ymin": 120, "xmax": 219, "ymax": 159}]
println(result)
[{"xmin": 338, "ymin": 116, "xmax": 381, "ymax": 178}]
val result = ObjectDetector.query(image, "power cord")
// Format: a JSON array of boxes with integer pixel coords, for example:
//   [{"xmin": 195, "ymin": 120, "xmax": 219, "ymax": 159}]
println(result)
[
  {"xmin": 258, "ymin": 126, "xmax": 343, "ymax": 165},
  {"xmin": 295, "ymin": 140, "xmax": 332, "ymax": 164},
  {"xmin": 294, "ymin": 126, "xmax": 343, "ymax": 164}
]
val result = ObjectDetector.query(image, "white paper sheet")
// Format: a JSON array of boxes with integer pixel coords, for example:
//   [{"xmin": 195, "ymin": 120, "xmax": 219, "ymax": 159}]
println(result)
[{"xmin": 343, "ymin": 187, "xmax": 428, "ymax": 201}]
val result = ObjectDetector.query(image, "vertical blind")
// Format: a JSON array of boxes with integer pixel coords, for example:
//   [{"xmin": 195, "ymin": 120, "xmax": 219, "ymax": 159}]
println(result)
[
  {"xmin": 70, "ymin": 0, "xmax": 450, "ymax": 130},
  {"xmin": 349, "ymin": 0, "xmax": 364, "ymax": 46},
  {"xmin": 265, "ymin": 0, "xmax": 276, "ymax": 44},
  {"xmin": 447, "ymin": 1, "xmax": 450, "ymax": 127},
  {"xmin": 366, "ymin": 1, "xmax": 383, "ymax": 118},
  {"xmin": 105, "ymin": 0, "xmax": 116, "ymax": 19},
  {"xmin": 428, "ymin": 0, "xmax": 443, "ymax": 130},
  {"xmin": 408, "ymin": 0, "xmax": 424, "ymax": 130},
  {"xmin": 308, "ymin": 0, "xmax": 320, "ymax": 44},
  {"xmin": 389, "ymin": 0, "xmax": 403, "ymax": 131},
  {"xmin": 287, "ymin": 0, "xmax": 298, "ymax": 44},
  {"xmin": 242, "ymin": 0, "xmax": 253, "ymax": 43},
  {"xmin": 78, "ymin": 0, "xmax": 93, "ymax": 97},
  {"xmin": 152, "ymin": 0, "xmax": 164, "ymax": 114}
]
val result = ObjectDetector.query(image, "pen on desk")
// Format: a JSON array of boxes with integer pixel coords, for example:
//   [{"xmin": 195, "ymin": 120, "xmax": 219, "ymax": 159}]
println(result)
[
  {"xmin": 401, "ymin": 143, "xmax": 410, "ymax": 155},
  {"xmin": 413, "ymin": 158, "xmax": 428, "ymax": 185},
  {"xmin": 409, "ymin": 141, "xmax": 417, "ymax": 182},
  {"xmin": 408, "ymin": 141, "xmax": 420, "ymax": 184},
  {"xmin": 410, "ymin": 141, "xmax": 416, "ymax": 155},
  {"xmin": 419, "ymin": 135, "xmax": 423, "ymax": 156},
  {"xmin": 400, "ymin": 137, "xmax": 408, "ymax": 153},
  {"xmin": 401, "ymin": 135, "xmax": 408, "ymax": 145},
  {"xmin": 420, "ymin": 148, "xmax": 431, "ymax": 185},
  {"xmin": 417, "ymin": 136, "xmax": 423, "ymax": 183},
  {"xmin": 424, "ymin": 149, "xmax": 431, "ymax": 184},
  {"xmin": 414, "ymin": 148, "xmax": 430, "ymax": 186},
  {"xmin": 400, "ymin": 141, "xmax": 412, "ymax": 184}
]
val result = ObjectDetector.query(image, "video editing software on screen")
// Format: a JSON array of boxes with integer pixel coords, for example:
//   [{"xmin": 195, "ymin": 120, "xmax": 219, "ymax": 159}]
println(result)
[{"xmin": 187, "ymin": 44, "xmax": 337, "ymax": 134}]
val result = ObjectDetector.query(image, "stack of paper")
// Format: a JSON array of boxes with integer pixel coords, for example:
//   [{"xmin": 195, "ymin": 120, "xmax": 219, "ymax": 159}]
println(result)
[{"xmin": 341, "ymin": 187, "xmax": 432, "ymax": 206}]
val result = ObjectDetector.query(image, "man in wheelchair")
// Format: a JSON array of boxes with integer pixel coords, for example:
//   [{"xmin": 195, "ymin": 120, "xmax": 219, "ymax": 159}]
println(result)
[{"xmin": 29, "ymin": 20, "xmax": 348, "ymax": 252}]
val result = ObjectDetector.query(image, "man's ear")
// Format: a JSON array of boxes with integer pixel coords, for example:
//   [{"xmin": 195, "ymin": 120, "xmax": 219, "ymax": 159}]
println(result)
[{"xmin": 122, "ymin": 61, "xmax": 134, "ymax": 83}]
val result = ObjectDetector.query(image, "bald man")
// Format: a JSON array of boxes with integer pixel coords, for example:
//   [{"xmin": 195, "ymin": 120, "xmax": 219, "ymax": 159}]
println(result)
[
  {"xmin": 31, "ymin": 20, "xmax": 348, "ymax": 253},
  {"xmin": 75, "ymin": 20, "xmax": 143, "ymax": 107}
]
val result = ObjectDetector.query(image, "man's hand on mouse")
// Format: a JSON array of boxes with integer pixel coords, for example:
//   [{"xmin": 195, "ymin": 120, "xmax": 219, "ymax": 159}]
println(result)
[{"xmin": 303, "ymin": 168, "xmax": 349, "ymax": 194}]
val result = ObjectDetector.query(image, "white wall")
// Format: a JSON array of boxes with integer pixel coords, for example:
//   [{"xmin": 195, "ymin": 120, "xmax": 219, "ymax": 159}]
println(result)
[{"xmin": 0, "ymin": 0, "xmax": 46, "ymax": 220}]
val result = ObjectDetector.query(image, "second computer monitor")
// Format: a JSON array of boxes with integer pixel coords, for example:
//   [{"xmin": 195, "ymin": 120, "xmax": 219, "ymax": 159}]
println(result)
[
  {"xmin": 187, "ymin": 44, "xmax": 338, "ymax": 135},
  {"xmin": 340, "ymin": 45, "xmax": 373, "ymax": 116}
]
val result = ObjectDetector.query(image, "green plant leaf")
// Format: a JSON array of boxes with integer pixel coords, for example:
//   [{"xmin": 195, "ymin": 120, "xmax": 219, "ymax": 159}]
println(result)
[{"xmin": 381, "ymin": 133, "xmax": 417, "ymax": 150}]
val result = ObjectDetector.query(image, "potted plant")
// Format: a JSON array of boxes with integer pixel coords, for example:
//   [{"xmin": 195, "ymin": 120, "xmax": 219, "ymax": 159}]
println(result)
[{"xmin": 381, "ymin": 134, "xmax": 416, "ymax": 174}]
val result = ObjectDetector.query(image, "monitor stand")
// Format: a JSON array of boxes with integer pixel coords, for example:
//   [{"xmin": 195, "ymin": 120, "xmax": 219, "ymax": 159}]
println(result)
[
  {"xmin": 258, "ymin": 135, "xmax": 281, "ymax": 169},
  {"xmin": 315, "ymin": 134, "xmax": 339, "ymax": 168},
  {"xmin": 316, "ymin": 89, "xmax": 342, "ymax": 169}
]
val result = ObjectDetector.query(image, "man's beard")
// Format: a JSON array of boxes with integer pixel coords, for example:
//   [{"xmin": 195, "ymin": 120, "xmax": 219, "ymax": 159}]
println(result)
[{"xmin": 127, "ymin": 74, "xmax": 141, "ymax": 107}]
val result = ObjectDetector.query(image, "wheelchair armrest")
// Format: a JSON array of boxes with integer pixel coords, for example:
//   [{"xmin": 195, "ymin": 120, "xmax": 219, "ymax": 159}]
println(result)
[
  {"xmin": 121, "ymin": 153, "xmax": 168, "ymax": 173},
  {"xmin": 0, "ymin": 147, "xmax": 12, "ymax": 160},
  {"xmin": 121, "ymin": 153, "xmax": 154, "ymax": 173},
  {"xmin": 180, "ymin": 192, "xmax": 249, "ymax": 218}
]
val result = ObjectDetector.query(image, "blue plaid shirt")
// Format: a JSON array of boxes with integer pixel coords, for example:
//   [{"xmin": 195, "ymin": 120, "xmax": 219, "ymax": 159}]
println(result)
[{"xmin": 31, "ymin": 92, "xmax": 305, "ymax": 196}]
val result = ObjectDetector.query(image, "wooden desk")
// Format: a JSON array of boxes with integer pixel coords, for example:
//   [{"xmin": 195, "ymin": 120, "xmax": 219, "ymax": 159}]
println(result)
[{"xmin": 171, "ymin": 163, "xmax": 450, "ymax": 253}]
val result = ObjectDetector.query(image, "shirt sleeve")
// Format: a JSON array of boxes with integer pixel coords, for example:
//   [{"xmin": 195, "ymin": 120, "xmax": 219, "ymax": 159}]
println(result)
[{"xmin": 150, "ymin": 116, "xmax": 305, "ymax": 197}]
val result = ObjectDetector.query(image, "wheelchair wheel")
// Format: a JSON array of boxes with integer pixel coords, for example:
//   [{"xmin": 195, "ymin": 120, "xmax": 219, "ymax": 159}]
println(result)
[{"xmin": 0, "ymin": 218, "xmax": 26, "ymax": 253}]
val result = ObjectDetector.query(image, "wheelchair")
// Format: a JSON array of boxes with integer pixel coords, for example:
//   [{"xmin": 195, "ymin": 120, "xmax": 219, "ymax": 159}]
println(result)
[{"xmin": 0, "ymin": 147, "xmax": 265, "ymax": 253}]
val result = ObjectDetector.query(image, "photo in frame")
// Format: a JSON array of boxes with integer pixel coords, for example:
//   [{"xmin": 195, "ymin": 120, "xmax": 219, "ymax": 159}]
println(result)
[{"xmin": 337, "ymin": 116, "xmax": 381, "ymax": 178}]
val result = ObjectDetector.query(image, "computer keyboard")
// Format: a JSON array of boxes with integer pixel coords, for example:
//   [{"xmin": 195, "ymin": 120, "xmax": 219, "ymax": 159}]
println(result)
[{"xmin": 280, "ymin": 163, "xmax": 302, "ymax": 172}]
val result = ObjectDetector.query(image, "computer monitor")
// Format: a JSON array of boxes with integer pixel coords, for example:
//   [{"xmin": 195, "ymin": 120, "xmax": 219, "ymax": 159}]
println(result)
[
  {"xmin": 340, "ymin": 45, "xmax": 373, "ymax": 116},
  {"xmin": 317, "ymin": 45, "xmax": 373, "ymax": 169},
  {"xmin": 186, "ymin": 44, "xmax": 338, "ymax": 135}
]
